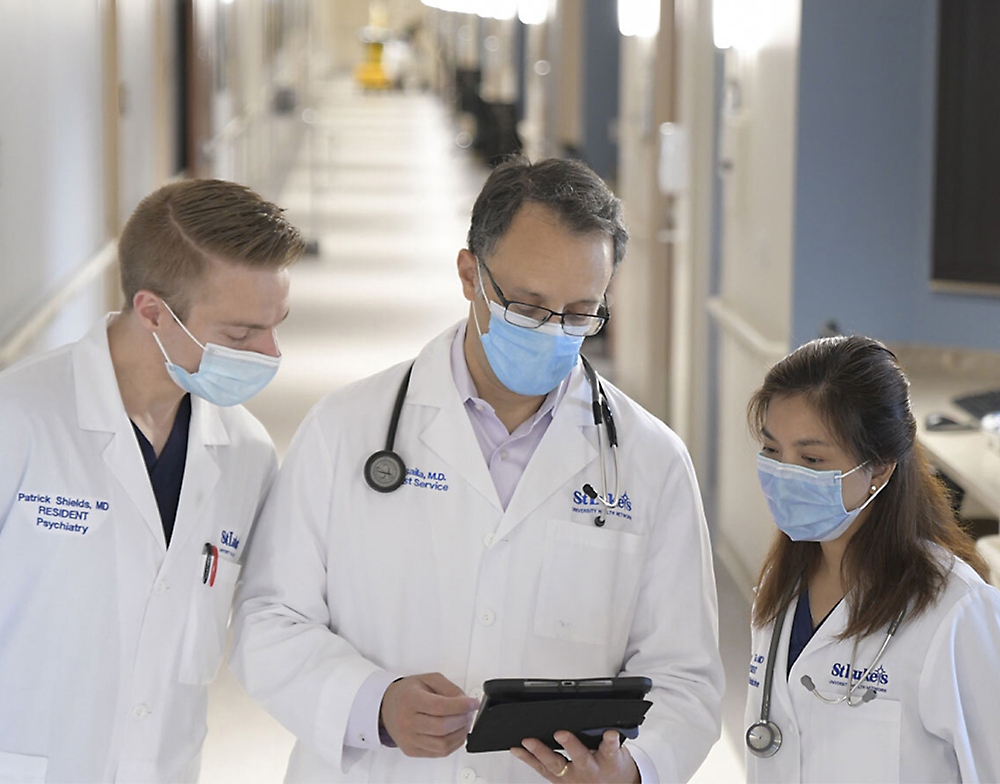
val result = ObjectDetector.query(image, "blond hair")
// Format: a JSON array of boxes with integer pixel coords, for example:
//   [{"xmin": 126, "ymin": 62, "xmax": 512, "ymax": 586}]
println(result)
[{"xmin": 118, "ymin": 179, "xmax": 304, "ymax": 318}]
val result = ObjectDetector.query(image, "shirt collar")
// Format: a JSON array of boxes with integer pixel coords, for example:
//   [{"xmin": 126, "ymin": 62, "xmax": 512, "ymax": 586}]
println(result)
[{"xmin": 449, "ymin": 321, "xmax": 569, "ymax": 427}]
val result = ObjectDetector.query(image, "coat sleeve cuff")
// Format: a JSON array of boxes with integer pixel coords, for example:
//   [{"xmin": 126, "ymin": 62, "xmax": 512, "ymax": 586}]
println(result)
[
  {"xmin": 628, "ymin": 743, "xmax": 658, "ymax": 784},
  {"xmin": 343, "ymin": 669, "xmax": 401, "ymax": 749}
]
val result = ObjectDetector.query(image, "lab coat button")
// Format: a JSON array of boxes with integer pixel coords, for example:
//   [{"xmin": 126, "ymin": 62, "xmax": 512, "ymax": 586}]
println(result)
[
  {"xmin": 132, "ymin": 704, "xmax": 150, "ymax": 720},
  {"xmin": 480, "ymin": 610, "xmax": 496, "ymax": 626},
  {"xmin": 153, "ymin": 580, "xmax": 167, "ymax": 595},
  {"xmin": 459, "ymin": 767, "xmax": 477, "ymax": 783},
  {"xmin": 482, "ymin": 533, "xmax": 494, "ymax": 548},
  {"xmin": 500, "ymin": 450, "xmax": 508, "ymax": 460}
]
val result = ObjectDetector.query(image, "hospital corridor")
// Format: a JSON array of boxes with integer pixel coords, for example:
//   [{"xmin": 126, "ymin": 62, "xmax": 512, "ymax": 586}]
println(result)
[{"xmin": 2, "ymin": 1, "xmax": 1000, "ymax": 783}]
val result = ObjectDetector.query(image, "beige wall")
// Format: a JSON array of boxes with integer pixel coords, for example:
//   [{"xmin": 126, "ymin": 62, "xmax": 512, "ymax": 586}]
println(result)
[
  {"xmin": 519, "ymin": 1, "xmax": 570, "ymax": 161},
  {"xmin": 612, "ymin": 29, "xmax": 672, "ymax": 421},
  {"xmin": 713, "ymin": 0, "xmax": 801, "ymax": 592},
  {"xmin": 0, "ymin": 0, "xmax": 112, "ymax": 361},
  {"xmin": 669, "ymin": 0, "xmax": 715, "ymax": 470},
  {"xmin": 117, "ymin": 0, "xmax": 165, "ymax": 223},
  {"xmin": 552, "ymin": 0, "xmax": 583, "ymax": 153}
]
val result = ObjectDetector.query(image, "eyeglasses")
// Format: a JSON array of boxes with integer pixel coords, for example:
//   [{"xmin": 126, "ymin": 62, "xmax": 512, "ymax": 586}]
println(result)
[{"xmin": 477, "ymin": 258, "xmax": 610, "ymax": 337}]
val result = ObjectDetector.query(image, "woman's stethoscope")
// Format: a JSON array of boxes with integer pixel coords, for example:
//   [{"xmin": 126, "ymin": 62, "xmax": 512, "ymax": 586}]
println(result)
[
  {"xmin": 363, "ymin": 356, "xmax": 621, "ymax": 523},
  {"xmin": 745, "ymin": 597, "xmax": 906, "ymax": 758}
]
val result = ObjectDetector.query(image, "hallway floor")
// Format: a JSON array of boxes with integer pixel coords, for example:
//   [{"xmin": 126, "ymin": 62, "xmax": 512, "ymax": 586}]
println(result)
[{"xmin": 198, "ymin": 75, "xmax": 747, "ymax": 783}]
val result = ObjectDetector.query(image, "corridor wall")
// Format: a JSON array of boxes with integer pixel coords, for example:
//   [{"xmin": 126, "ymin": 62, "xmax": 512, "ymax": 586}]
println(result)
[
  {"xmin": 792, "ymin": 0, "xmax": 1000, "ymax": 351},
  {"xmin": 0, "ymin": 2, "xmax": 108, "ymax": 359},
  {"xmin": 713, "ymin": 0, "xmax": 1000, "ymax": 592}
]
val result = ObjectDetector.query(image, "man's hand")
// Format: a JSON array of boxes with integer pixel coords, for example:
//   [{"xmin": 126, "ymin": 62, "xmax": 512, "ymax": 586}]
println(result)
[
  {"xmin": 511, "ymin": 730, "xmax": 641, "ymax": 783},
  {"xmin": 379, "ymin": 673, "xmax": 480, "ymax": 758}
]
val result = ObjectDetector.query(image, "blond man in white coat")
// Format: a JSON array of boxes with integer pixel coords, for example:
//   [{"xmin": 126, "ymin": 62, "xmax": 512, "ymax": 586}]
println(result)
[
  {"xmin": 0, "ymin": 180, "xmax": 303, "ymax": 783},
  {"xmin": 231, "ymin": 157, "xmax": 724, "ymax": 783}
]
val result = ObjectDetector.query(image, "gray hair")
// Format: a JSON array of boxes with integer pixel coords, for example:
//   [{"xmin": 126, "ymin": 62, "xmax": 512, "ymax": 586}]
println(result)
[{"xmin": 466, "ymin": 156, "xmax": 629, "ymax": 268}]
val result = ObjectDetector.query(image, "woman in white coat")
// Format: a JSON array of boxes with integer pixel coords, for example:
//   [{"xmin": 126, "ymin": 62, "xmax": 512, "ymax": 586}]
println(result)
[{"xmin": 743, "ymin": 335, "xmax": 1000, "ymax": 783}]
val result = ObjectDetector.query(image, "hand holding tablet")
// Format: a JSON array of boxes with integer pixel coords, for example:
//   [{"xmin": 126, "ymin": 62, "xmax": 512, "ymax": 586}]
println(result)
[{"xmin": 465, "ymin": 677, "xmax": 653, "ymax": 754}]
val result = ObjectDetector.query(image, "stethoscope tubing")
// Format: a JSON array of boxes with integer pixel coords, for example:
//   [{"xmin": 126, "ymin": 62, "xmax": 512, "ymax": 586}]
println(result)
[
  {"xmin": 366, "ymin": 355, "xmax": 620, "ymax": 506},
  {"xmin": 746, "ymin": 596, "xmax": 907, "ymax": 758},
  {"xmin": 745, "ymin": 599, "xmax": 787, "ymax": 757}
]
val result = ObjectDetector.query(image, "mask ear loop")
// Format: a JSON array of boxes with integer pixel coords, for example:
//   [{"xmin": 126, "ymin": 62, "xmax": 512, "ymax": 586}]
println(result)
[
  {"xmin": 841, "ymin": 460, "xmax": 870, "ymax": 479},
  {"xmin": 159, "ymin": 299, "xmax": 207, "ymax": 351},
  {"xmin": 152, "ymin": 332, "xmax": 173, "ymax": 364},
  {"xmin": 843, "ymin": 460, "xmax": 890, "ymax": 510},
  {"xmin": 471, "ymin": 263, "xmax": 488, "ymax": 339}
]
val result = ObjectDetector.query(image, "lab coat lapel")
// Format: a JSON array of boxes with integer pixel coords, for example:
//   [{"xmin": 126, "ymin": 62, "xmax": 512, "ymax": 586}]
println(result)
[
  {"xmin": 411, "ymin": 325, "xmax": 502, "ymax": 511},
  {"xmin": 166, "ymin": 395, "xmax": 227, "ymax": 556},
  {"xmin": 74, "ymin": 316, "xmax": 164, "ymax": 547},
  {"xmin": 495, "ymin": 366, "xmax": 597, "ymax": 541},
  {"xmin": 798, "ymin": 596, "xmax": 850, "ymax": 660},
  {"xmin": 785, "ymin": 595, "xmax": 850, "ymax": 715}
]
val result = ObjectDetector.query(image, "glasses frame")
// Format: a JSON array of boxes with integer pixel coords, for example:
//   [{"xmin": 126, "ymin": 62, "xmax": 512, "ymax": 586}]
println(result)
[{"xmin": 476, "ymin": 257, "xmax": 610, "ymax": 338}]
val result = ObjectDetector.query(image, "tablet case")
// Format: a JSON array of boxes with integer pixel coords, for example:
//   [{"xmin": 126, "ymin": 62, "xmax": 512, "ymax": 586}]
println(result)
[{"xmin": 466, "ymin": 696, "xmax": 653, "ymax": 753}]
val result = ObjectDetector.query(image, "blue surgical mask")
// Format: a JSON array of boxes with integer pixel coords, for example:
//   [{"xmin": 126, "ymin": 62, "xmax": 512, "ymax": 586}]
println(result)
[
  {"xmin": 756, "ymin": 453, "xmax": 885, "ymax": 542},
  {"xmin": 152, "ymin": 302, "xmax": 280, "ymax": 407},
  {"xmin": 472, "ymin": 273, "xmax": 584, "ymax": 396}
]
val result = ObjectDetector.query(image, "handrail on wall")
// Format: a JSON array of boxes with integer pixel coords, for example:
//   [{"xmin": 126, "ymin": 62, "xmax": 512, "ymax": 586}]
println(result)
[
  {"xmin": 706, "ymin": 295, "xmax": 788, "ymax": 364},
  {"xmin": 0, "ymin": 240, "xmax": 118, "ymax": 369},
  {"xmin": 0, "ymin": 98, "xmax": 294, "ymax": 371}
]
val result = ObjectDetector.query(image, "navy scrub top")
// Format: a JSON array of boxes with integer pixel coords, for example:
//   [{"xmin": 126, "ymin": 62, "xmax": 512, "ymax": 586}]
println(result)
[{"xmin": 131, "ymin": 394, "xmax": 192, "ymax": 547}]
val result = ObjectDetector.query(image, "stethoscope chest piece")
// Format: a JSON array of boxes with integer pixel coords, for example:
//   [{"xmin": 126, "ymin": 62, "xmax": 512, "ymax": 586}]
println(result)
[
  {"xmin": 364, "ymin": 450, "xmax": 406, "ymax": 493},
  {"xmin": 364, "ymin": 363, "xmax": 414, "ymax": 493},
  {"xmin": 746, "ymin": 720, "xmax": 782, "ymax": 758}
]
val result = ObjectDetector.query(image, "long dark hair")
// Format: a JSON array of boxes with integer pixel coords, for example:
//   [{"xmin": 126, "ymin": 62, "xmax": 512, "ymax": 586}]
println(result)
[{"xmin": 748, "ymin": 335, "xmax": 988, "ymax": 639}]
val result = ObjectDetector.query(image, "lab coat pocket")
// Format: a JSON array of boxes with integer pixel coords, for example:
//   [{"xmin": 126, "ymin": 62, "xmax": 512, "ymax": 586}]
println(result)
[
  {"xmin": 0, "ymin": 751, "xmax": 47, "ymax": 784},
  {"xmin": 808, "ymin": 698, "xmax": 901, "ymax": 783},
  {"xmin": 178, "ymin": 558, "xmax": 242, "ymax": 685},
  {"xmin": 534, "ymin": 519, "xmax": 645, "ymax": 646}
]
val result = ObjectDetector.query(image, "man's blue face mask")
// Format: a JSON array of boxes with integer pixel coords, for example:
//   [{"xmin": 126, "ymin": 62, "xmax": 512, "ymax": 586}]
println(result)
[
  {"xmin": 152, "ymin": 301, "xmax": 281, "ymax": 407},
  {"xmin": 472, "ymin": 267, "xmax": 584, "ymax": 397}
]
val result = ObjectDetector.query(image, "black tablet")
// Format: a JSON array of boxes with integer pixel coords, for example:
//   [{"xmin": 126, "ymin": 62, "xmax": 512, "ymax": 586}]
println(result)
[{"xmin": 465, "ymin": 677, "xmax": 653, "ymax": 754}]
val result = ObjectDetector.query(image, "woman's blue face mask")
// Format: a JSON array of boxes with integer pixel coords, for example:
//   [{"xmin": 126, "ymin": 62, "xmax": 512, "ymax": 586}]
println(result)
[{"xmin": 756, "ymin": 454, "xmax": 884, "ymax": 542}]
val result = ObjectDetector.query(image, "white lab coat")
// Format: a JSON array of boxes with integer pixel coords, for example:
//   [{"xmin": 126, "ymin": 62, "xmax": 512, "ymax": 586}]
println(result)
[
  {"xmin": 0, "ymin": 317, "xmax": 278, "ymax": 783},
  {"xmin": 231, "ymin": 322, "xmax": 724, "ymax": 784},
  {"xmin": 744, "ymin": 555, "xmax": 1000, "ymax": 783}
]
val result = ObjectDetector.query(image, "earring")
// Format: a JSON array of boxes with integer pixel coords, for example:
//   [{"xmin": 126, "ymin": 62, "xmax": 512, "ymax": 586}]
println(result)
[{"xmin": 870, "ymin": 485, "xmax": 878, "ymax": 493}]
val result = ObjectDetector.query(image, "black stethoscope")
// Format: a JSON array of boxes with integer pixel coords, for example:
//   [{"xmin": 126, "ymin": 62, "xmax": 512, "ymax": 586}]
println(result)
[
  {"xmin": 746, "ymin": 598, "xmax": 907, "ymax": 758},
  {"xmin": 363, "ymin": 356, "xmax": 621, "ymax": 524}
]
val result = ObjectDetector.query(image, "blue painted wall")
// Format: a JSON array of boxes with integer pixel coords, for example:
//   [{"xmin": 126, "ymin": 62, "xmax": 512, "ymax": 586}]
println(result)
[{"xmin": 792, "ymin": 0, "xmax": 1000, "ymax": 349}]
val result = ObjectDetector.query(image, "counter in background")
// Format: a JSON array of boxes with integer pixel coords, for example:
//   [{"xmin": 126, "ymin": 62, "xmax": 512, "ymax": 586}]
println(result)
[{"xmin": 894, "ymin": 344, "xmax": 1000, "ymax": 589}]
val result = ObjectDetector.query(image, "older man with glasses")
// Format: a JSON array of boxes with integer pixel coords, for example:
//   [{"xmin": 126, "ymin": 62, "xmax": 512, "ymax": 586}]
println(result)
[{"xmin": 231, "ymin": 156, "xmax": 724, "ymax": 783}]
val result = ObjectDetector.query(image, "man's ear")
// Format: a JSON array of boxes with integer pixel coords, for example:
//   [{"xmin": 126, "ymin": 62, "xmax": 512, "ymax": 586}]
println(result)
[
  {"xmin": 457, "ymin": 249, "xmax": 480, "ymax": 303},
  {"xmin": 133, "ymin": 291, "xmax": 166, "ymax": 332}
]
